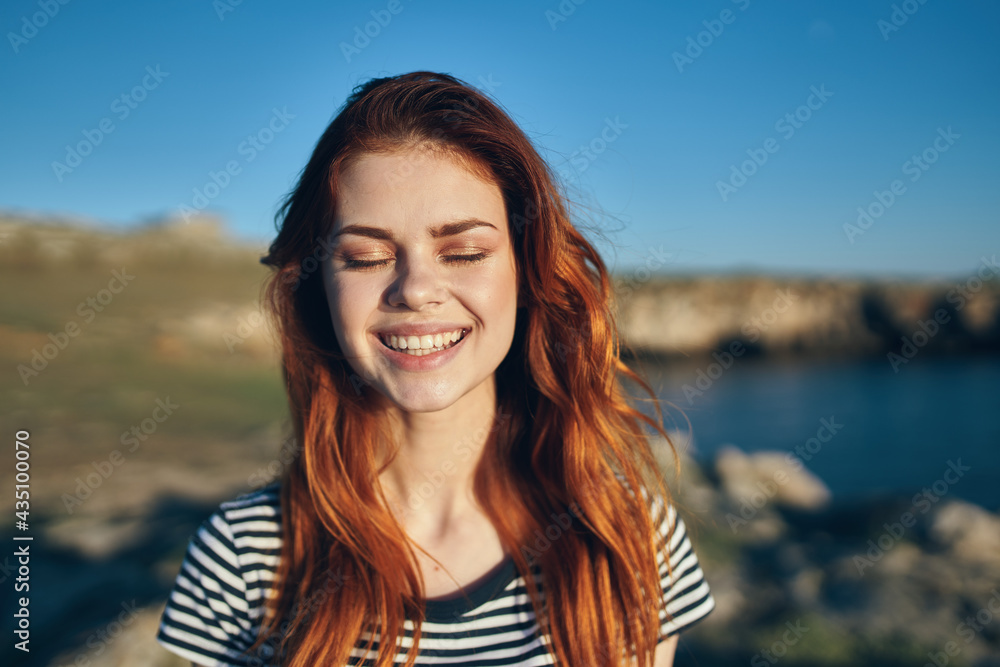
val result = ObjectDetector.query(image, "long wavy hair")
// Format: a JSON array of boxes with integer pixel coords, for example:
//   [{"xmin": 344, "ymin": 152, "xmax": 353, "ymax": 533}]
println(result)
[{"xmin": 255, "ymin": 71, "xmax": 678, "ymax": 666}]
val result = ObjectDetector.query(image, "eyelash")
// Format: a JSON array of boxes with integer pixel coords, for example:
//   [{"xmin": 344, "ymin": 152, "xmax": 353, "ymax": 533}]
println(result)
[{"xmin": 341, "ymin": 252, "xmax": 490, "ymax": 270}]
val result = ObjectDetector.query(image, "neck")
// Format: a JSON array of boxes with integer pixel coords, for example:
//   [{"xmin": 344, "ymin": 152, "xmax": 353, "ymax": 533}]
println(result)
[{"xmin": 378, "ymin": 377, "xmax": 501, "ymax": 532}]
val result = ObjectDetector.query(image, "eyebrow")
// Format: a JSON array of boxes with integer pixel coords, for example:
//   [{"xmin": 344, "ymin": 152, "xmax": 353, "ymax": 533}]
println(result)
[{"xmin": 331, "ymin": 218, "xmax": 498, "ymax": 241}]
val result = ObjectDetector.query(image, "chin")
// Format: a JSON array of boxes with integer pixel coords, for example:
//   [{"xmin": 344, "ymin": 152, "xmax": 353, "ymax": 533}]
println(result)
[
  {"xmin": 377, "ymin": 381, "xmax": 467, "ymax": 414},
  {"xmin": 388, "ymin": 396, "xmax": 463, "ymax": 415}
]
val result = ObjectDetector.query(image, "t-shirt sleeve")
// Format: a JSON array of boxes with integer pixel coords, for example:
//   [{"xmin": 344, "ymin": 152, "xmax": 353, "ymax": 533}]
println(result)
[
  {"xmin": 652, "ymin": 497, "xmax": 716, "ymax": 640},
  {"xmin": 156, "ymin": 510, "xmax": 263, "ymax": 666}
]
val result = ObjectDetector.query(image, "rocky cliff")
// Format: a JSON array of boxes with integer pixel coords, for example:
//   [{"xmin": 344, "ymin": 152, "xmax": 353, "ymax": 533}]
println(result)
[{"xmin": 616, "ymin": 270, "xmax": 1000, "ymax": 357}]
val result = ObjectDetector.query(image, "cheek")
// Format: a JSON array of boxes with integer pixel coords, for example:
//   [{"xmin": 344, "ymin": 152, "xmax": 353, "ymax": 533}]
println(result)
[
  {"xmin": 324, "ymin": 276, "xmax": 374, "ymax": 348},
  {"xmin": 465, "ymin": 263, "xmax": 519, "ymax": 323}
]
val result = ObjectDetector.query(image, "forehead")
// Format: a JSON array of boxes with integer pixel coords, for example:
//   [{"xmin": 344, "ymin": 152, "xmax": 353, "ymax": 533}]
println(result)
[{"xmin": 332, "ymin": 147, "xmax": 507, "ymax": 230}]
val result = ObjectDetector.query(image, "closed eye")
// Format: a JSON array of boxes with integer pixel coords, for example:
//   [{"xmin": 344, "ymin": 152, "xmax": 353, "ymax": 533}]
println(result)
[
  {"xmin": 445, "ymin": 252, "xmax": 489, "ymax": 265},
  {"xmin": 341, "ymin": 252, "xmax": 490, "ymax": 270},
  {"xmin": 342, "ymin": 258, "xmax": 390, "ymax": 270}
]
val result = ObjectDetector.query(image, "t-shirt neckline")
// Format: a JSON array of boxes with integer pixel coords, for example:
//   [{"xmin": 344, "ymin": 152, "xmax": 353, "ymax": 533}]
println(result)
[{"xmin": 420, "ymin": 555, "xmax": 518, "ymax": 623}]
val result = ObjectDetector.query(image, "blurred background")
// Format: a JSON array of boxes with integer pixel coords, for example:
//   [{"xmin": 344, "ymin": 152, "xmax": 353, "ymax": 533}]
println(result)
[{"xmin": 2, "ymin": 1, "xmax": 999, "ymax": 665}]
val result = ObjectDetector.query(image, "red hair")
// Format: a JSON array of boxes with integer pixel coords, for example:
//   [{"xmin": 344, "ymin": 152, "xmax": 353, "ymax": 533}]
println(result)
[{"xmin": 256, "ymin": 71, "xmax": 678, "ymax": 666}]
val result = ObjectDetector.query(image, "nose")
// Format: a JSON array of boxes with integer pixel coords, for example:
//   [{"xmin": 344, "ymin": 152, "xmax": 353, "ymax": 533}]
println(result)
[{"xmin": 386, "ymin": 251, "xmax": 447, "ymax": 310}]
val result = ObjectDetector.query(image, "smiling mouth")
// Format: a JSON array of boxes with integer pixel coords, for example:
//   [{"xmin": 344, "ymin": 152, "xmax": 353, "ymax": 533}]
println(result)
[{"xmin": 377, "ymin": 328, "xmax": 469, "ymax": 356}]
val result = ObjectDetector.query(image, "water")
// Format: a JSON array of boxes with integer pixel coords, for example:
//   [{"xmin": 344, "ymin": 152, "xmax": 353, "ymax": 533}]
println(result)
[{"xmin": 636, "ymin": 355, "xmax": 1000, "ymax": 510}]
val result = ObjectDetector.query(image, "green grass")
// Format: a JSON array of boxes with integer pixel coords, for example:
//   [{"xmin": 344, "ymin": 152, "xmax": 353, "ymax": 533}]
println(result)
[{"xmin": 0, "ymin": 221, "xmax": 288, "ymax": 488}]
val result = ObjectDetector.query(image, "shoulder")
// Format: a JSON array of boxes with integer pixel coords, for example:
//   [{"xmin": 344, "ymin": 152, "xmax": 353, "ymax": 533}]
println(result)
[
  {"xmin": 172, "ymin": 481, "xmax": 283, "ymax": 608},
  {"xmin": 214, "ymin": 481, "xmax": 283, "ymax": 534},
  {"xmin": 600, "ymin": 475, "xmax": 715, "ymax": 636},
  {"xmin": 205, "ymin": 482, "xmax": 283, "ymax": 578},
  {"xmin": 609, "ymin": 473, "xmax": 679, "ymax": 537},
  {"xmin": 156, "ymin": 483, "xmax": 284, "ymax": 664},
  {"xmin": 611, "ymin": 475, "xmax": 716, "ymax": 637},
  {"xmin": 193, "ymin": 482, "xmax": 283, "ymax": 554},
  {"xmin": 649, "ymin": 496, "xmax": 716, "ymax": 639}
]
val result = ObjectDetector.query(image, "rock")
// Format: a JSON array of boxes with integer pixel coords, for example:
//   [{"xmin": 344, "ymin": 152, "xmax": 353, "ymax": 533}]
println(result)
[
  {"xmin": 45, "ymin": 514, "xmax": 148, "ymax": 560},
  {"xmin": 789, "ymin": 566, "xmax": 824, "ymax": 608},
  {"xmin": 930, "ymin": 500, "xmax": 1000, "ymax": 567},
  {"xmin": 694, "ymin": 565, "xmax": 748, "ymax": 627},
  {"xmin": 714, "ymin": 445, "xmax": 831, "ymax": 512},
  {"xmin": 741, "ymin": 511, "xmax": 788, "ymax": 543},
  {"xmin": 879, "ymin": 540, "xmax": 922, "ymax": 577}
]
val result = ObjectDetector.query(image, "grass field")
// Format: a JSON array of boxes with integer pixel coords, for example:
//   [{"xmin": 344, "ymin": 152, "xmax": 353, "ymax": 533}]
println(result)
[{"xmin": 1, "ymin": 219, "xmax": 290, "ymax": 516}]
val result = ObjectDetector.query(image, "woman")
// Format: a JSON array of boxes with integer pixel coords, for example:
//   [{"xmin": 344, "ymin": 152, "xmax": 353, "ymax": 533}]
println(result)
[{"xmin": 157, "ymin": 71, "xmax": 714, "ymax": 666}]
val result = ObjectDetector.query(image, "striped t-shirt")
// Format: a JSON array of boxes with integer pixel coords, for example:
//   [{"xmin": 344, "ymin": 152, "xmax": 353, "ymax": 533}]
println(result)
[{"xmin": 156, "ymin": 483, "xmax": 715, "ymax": 666}]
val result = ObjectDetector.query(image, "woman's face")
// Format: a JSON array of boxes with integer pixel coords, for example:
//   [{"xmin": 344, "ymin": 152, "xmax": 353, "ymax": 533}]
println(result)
[{"xmin": 322, "ymin": 145, "xmax": 519, "ymax": 414}]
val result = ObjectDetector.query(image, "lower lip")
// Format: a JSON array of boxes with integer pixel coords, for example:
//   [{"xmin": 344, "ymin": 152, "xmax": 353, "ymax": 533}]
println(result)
[{"xmin": 375, "ymin": 331, "xmax": 469, "ymax": 371}]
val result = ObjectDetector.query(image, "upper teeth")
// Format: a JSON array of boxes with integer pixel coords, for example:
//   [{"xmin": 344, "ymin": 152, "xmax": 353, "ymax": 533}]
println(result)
[{"xmin": 382, "ymin": 329, "xmax": 465, "ymax": 351}]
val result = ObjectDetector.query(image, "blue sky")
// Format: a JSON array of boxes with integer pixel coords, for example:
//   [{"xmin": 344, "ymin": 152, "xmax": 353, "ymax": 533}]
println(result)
[{"xmin": 1, "ymin": 0, "xmax": 997, "ymax": 279}]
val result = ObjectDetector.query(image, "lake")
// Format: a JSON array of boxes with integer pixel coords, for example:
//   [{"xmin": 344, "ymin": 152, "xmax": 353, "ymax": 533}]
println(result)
[{"xmin": 636, "ymin": 354, "xmax": 1000, "ymax": 510}]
